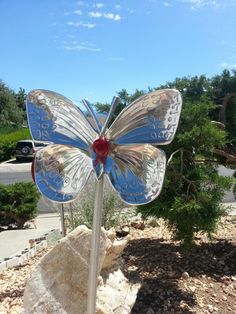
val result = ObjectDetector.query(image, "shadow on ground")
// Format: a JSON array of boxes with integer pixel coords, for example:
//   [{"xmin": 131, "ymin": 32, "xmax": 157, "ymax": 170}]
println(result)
[{"xmin": 122, "ymin": 237, "xmax": 236, "ymax": 313}]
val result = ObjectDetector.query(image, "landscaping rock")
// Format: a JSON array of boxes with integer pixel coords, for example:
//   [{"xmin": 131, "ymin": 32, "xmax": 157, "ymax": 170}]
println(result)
[{"xmin": 23, "ymin": 225, "xmax": 139, "ymax": 314}]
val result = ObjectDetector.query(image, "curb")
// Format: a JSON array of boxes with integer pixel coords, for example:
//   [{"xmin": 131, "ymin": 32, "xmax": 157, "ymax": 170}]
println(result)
[{"xmin": 0, "ymin": 228, "xmax": 61, "ymax": 272}]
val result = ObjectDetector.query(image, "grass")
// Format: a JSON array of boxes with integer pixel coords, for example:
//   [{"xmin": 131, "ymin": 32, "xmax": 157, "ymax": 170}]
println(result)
[{"xmin": 0, "ymin": 127, "xmax": 31, "ymax": 162}]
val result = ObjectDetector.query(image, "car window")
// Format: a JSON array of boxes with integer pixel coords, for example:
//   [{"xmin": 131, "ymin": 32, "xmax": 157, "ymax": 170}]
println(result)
[
  {"xmin": 34, "ymin": 142, "xmax": 48, "ymax": 147},
  {"xmin": 16, "ymin": 142, "xmax": 33, "ymax": 149}
]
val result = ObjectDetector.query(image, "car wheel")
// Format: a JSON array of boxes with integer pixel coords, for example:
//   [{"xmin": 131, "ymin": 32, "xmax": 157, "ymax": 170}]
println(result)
[{"xmin": 21, "ymin": 146, "xmax": 30, "ymax": 155}]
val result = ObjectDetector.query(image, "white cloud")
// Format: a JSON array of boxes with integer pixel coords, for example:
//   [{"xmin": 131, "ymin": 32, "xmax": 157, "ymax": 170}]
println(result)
[
  {"xmin": 127, "ymin": 8, "xmax": 134, "ymax": 14},
  {"xmin": 95, "ymin": 3, "xmax": 104, "ymax": 8},
  {"xmin": 164, "ymin": 2, "xmax": 170, "ymax": 6},
  {"xmin": 89, "ymin": 11, "xmax": 121, "ymax": 21},
  {"xmin": 219, "ymin": 62, "xmax": 228, "ymax": 68},
  {"xmin": 221, "ymin": 40, "xmax": 231, "ymax": 46},
  {"xmin": 74, "ymin": 10, "xmax": 82, "ymax": 15},
  {"xmin": 68, "ymin": 21, "xmax": 81, "ymax": 26},
  {"xmin": 219, "ymin": 62, "xmax": 236, "ymax": 69},
  {"xmin": 83, "ymin": 23, "xmax": 96, "ymax": 28},
  {"xmin": 67, "ymin": 21, "xmax": 96, "ymax": 28},
  {"xmin": 179, "ymin": 0, "xmax": 235, "ymax": 9},
  {"xmin": 115, "ymin": 4, "xmax": 121, "ymax": 10},
  {"xmin": 89, "ymin": 11, "xmax": 103, "ymax": 18},
  {"xmin": 63, "ymin": 42, "xmax": 101, "ymax": 52},
  {"xmin": 77, "ymin": 1, "xmax": 84, "ymax": 5},
  {"xmin": 104, "ymin": 13, "xmax": 121, "ymax": 21},
  {"xmin": 108, "ymin": 56, "xmax": 123, "ymax": 61}
]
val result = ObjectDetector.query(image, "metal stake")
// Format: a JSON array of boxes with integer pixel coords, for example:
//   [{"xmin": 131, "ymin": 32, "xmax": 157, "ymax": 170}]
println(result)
[
  {"xmin": 87, "ymin": 174, "xmax": 104, "ymax": 314},
  {"xmin": 61, "ymin": 204, "xmax": 66, "ymax": 237}
]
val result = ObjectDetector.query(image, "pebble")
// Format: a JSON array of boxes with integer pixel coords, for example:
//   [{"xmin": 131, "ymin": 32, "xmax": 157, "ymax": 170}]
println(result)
[
  {"xmin": 182, "ymin": 271, "xmax": 190, "ymax": 279},
  {"xmin": 207, "ymin": 304, "xmax": 213, "ymax": 313}
]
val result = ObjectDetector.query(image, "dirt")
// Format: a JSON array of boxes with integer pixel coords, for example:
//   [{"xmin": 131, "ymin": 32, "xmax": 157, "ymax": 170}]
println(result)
[
  {"xmin": 122, "ymin": 216, "xmax": 236, "ymax": 313},
  {"xmin": 0, "ymin": 216, "xmax": 236, "ymax": 314}
]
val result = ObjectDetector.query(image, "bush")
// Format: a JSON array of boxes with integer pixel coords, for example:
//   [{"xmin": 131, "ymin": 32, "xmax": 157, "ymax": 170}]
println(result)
[
  {"xmin": 0, "ymin": 127, "xmax": 31, "ymax": 161},
  {"xmin": 65, "ymin": 176, "xmax": 128, "ymax": 231},
  {"xmin": 138, "ymin": 98, "xmax": 233, "ymax": 248},
  {"xmin": 0, "ymin": 182, "xmax": 40, "ymax": 229}
]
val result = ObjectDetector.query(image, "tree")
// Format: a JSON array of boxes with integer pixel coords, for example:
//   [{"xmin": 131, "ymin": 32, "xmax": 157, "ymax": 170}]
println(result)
[
  {"xmin": 0, "ymin": 80, "xmax": 23, "ymax": 127},
  {"xmin": 138, "ymin": 97, "xmax": 232, "ymax": 248},
  {"xmin": 94, "ymin": 72, "xmax": 234, "ymax": 248},
  {"xmin": 94, "ymin": 88, "xmax": 145, "ymax": 126},
  {"xmin": 15, "ymin": 87, "xmax": 27, "ymax": 111}
]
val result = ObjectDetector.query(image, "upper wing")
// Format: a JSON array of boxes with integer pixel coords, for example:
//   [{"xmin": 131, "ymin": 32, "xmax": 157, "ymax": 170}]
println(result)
[
  {"xmin": 34, "ymin": 144, "xmax": 93, "ymax": 202},
  {"xmin": 27, "ymin": 90, "xmax": 98, "ymax": 152},
  {"xmin": 105, "ymin": 144, "xmax": 166, "ymax": 205},
  {"xmin": 106, "ymin": 89, "xmax": 182, "ymax": 146}
]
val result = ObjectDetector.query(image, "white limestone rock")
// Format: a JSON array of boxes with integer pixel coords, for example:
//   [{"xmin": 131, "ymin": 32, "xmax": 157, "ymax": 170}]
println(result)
[
  {"xmin": 97, "ymin": 269, "xmax": 140, "ymax": 314},
  {"xmin": 23, "ymin": 225, "xmax": 140, "ymax": 314}
]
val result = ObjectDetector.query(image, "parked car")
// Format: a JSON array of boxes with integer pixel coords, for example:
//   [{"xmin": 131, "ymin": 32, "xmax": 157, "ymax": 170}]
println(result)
[{"xmin": 15, "ymin": 140, "xmax": 49, "ymax": 161}]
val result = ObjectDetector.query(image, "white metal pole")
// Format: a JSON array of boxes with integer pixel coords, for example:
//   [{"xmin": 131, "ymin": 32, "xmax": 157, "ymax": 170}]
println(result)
[{"xmin": 87, "ymin": 174, "xmax": 104, "ymax": 314}]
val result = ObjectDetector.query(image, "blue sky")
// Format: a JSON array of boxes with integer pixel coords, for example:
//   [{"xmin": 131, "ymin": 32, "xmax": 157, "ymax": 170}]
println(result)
[{"xmin": 0, "ymin": 0, "xmax": 236, "ymax": 104}]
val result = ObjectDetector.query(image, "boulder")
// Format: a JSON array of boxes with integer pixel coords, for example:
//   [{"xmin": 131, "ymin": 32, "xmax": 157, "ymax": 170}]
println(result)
[{"xmin": 23, "ymin": 225, "xmax": 140, "ymax": 314}]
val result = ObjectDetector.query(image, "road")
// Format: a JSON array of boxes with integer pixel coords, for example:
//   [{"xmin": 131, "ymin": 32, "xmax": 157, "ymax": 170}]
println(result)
[
  {"xmin": 0, "ymin": 160, "xmax": 58, "ymax": 213},
  {"xmin": 0, "ymin": 160, "xmax": 235, "ymax": 213}
]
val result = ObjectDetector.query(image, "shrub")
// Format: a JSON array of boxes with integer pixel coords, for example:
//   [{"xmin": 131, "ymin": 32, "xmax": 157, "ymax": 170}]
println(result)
[
  {"xmin": 138, "ymin": 98, "xmax": 233, "ymax": 248},
  {"xmin": 65, "ymin": 176, "xmax": 128, "ymax": 231},
  {"xmin": 0, "ymin": 182, "xmax": 40, "ymax": 229}
]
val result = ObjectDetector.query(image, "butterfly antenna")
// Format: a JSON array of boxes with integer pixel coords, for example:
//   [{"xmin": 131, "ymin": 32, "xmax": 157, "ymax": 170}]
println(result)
[
  {"xmin": 82, "ymin": 99, "xmax": 102, "ymax": 133},
  {"xmin": 101, "ymin": 96, "xmax": 120, "ymax": 135}
]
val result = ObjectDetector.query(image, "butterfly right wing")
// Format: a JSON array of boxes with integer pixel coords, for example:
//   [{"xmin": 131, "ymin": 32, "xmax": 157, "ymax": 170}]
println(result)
[
  {"xmin": 27, "ymin": 90, "xmax": 98, "ymax": 152},
  {"xmin": 106, "ymin": 144, "xmax": 166, "ymax": 205},
  {"xmin": 106, "ymin": 89, "xmax": 182, "ymax": 146}
]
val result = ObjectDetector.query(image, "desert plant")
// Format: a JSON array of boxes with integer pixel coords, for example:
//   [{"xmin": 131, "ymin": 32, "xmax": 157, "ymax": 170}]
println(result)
[
  {"xmin": 0, "ymin": 182, "xmax": 40, "ymax": 229},
  {"xmin": 65, "ymin": 176, "xmax": 129, "ymax": 231}
]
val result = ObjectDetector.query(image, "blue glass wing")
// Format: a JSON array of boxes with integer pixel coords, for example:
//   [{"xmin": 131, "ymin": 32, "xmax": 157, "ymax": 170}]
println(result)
[
  {"xmin": 105, "ymin": 144, "xmax": 166, "ymax": 205},
  {"xmin": 106, "ymin": 89, "xmax": 182, "ymax": 146},
  {"xmin": 34, "ymin": 144, "xmax": 93, "ymax": 202},
  {"xmin": 27, "ymin": 90, "xmax": 98, "ymax": 152}
]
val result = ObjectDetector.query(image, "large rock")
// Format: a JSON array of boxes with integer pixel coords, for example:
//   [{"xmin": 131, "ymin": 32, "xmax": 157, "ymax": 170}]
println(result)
[{"xmin": 23, "ymin": 225, "xmax": 140, "ymax": 314}]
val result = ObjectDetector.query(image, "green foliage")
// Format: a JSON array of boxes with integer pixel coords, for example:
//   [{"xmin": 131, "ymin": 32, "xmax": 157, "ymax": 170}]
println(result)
[
  {"xmin": 15, "ymin": 87, "xmax": 27, "ymax": 111},
  {"xmin": 0, "ymin": 127, "xmax": 31, "ymax": 161},
  {"xmin": 0, "ymin": 182, "xmax": 40, "ymax": 229},
  {"xmin": 94, "ymin": 88, "xmax": 145, "ymax": 126},
  {"xmin": 66, "ymin": 178, "xmax": 127, "ymax": 231},
  {"xmin": 0, "ymin": 80, "xmax": 24, "ymax": 126},
  {"xmin": 138, "ymin": 98, "xmax": 233, "ymax": 248},
  {"xmin": 94, "ymin": 72, "xmax": 235, "ymax": 248}
]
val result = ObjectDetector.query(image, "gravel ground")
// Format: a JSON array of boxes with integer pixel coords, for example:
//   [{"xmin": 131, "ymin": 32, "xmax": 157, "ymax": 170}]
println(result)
[
  {"xmin": 122, "ymin": 216, "xmax": 236, "ymax": 313},
  {"xmin": 0, "ymin": 216, "xmax": 236, "ymax": 314}
]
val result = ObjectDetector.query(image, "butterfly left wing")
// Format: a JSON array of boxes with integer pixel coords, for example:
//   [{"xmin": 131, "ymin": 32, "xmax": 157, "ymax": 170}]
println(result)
[
  {"xmin": 34, "ymin": 144, "xmax": 93, "ymax": 202},
  {"xmin": 106, "ymin": 89, "xmax": 182, "ymax": 146},
  {"xmin": 27, "ymin": 89, "xmax": 98, "ymax": 152},
  {"xmin": 106, "ymin": 144, "xmax": 166, "ymax": 205}
]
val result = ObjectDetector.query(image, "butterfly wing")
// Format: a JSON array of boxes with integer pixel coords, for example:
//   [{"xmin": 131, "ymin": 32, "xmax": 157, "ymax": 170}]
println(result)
[
  {"xmin": 27, "ymin": 90, "xmax": 98, "ymax": 152},
  {"xmin": 106, "ymin": 89, "xmax": 182, "ymax": 146},
  {"xmin": 34, "ymin": 144, "xmax": 93, "ymax": 202},
  {"xmin": 105, "ymin": 144, "xmax": 166, "ymax": 205}
]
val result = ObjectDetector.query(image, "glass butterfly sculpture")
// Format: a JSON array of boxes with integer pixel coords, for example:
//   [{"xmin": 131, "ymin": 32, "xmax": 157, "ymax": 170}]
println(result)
[{"xmin": 26, "ymin": 89, "xmax": 182, "ymax": 206}]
